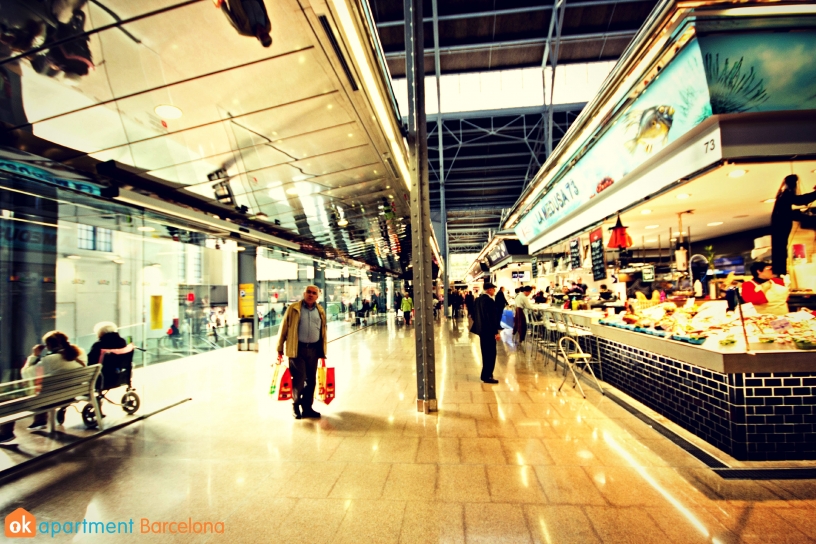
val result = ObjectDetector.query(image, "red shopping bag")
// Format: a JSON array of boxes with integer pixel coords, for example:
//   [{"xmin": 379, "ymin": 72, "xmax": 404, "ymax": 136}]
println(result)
[
  {"xmin": 277, "ymin": 368, "xmax": 293, "ymax": 401},
  {"xmin": 316, "ymin": 359, "xmax": 335, "ymax": 405},
  {"xmin": 269, "ymin": 363, "xmax": 282, "ymax": 396},
  {"xmin": 317, "ymin": 359, "xmax": 334, "ymax": 404}
]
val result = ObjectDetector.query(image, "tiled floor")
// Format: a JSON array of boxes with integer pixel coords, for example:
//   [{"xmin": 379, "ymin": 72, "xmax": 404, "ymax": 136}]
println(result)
[{"xmin": 2, "ymin": 315, "xmax": 816, "ymax": 543}]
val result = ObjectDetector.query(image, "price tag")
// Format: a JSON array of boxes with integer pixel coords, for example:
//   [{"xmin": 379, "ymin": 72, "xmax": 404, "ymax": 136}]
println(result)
[{"xmin": 770, "ymin": 318, "xmax": 792, "ymax": 333}]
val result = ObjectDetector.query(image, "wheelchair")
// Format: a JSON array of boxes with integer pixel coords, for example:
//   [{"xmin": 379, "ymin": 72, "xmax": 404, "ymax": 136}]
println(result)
[{"xmin": 78, "ymin": 344, "xmax": 142, "ymax": 428}]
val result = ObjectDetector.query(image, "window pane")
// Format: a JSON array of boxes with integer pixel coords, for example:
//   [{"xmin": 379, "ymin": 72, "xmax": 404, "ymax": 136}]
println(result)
[{"xmin": 77, "ymin": 224, "xmax": 95, "ymax": 250}]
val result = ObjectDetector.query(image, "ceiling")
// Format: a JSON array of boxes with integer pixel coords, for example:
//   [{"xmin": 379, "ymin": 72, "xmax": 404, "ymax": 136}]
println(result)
[
  {"xmin": 368, "ymin": 0, "xmax": 659, "ymax": 253},
  {"xmin": 369, "ymin": 0, "xmax": 660, "ymax": 77},
  {"xmin": 0, "ymin": 0, "xmax": 412, "ymax": 272}
]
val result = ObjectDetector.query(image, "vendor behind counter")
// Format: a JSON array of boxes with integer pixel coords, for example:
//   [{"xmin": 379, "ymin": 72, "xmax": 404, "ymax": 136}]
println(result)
[{"xmin": 741, "ymin": 260, "xmax": 789, "ymax": 315}]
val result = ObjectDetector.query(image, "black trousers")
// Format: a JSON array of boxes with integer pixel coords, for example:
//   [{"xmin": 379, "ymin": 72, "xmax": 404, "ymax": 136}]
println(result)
[
  {"xmin": 479, "ymin": 334, "xmax": 497, "ymax": 380},
  {"xmin": 289, "ymin": 343, "xmax": 320, "ymax": 410}
]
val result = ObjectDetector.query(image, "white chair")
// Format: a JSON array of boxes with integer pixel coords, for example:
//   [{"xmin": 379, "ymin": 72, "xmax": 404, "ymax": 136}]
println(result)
[{"xmin": 557, "ymin": 336, "xmax": 604, "ymax": 398}]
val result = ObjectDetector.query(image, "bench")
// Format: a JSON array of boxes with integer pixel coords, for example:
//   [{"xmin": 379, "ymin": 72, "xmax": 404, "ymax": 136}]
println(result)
[{"xmin": 0, "ymin": 365, "xmax": 103, "ymax": 434}]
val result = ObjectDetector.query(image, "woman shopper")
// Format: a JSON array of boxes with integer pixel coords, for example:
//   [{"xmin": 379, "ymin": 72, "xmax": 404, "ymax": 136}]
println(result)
[
  {"xmin": 771, "ymin": 174, "xmax": 816, "ymax": 276},
  {"xmin": 0, "ymin": 331, "xmax": 86, "ymax": 443}
]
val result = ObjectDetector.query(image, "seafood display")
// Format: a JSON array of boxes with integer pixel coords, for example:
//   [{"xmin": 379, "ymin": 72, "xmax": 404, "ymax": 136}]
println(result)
[{"xmin": 599, "ymin": 301, "xmax": 816, "ymax": 350}]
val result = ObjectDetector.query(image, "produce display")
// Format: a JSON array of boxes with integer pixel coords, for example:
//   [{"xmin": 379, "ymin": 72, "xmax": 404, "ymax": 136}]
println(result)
[{"xmin": 599, "ymin": 301, "xmax": 816, "ymax": 350}]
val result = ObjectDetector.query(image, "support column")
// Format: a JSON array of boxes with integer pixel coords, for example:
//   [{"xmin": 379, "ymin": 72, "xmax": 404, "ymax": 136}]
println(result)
[{"xmin": 405, "ymin": 0, "xmax": 437, "ymax": 414}]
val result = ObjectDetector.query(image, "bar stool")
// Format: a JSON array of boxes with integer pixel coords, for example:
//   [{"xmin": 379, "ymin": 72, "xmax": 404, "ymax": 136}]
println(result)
[
  {"xmin": 538, "ymin": 308, "xmax": 560, "ymax": 364},
  {"xmin": 557, "ymin": 336, "xmax": 604, "ymax": 398}
]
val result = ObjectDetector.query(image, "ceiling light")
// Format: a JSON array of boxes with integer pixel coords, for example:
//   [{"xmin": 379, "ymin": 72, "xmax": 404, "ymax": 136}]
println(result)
[
  {"xmin": 763, "ymin": 198, "xmax": 776, "ymax": 204},
  {"xmin": 640, "ymin": 209, "xmax": 651, "ymax": 215},
  {"xmin": 327, "ymin": 104, "xmax": 333, "ymax": 110},
  {"xmin": 728, "ymin": 169, "xmax": 746, "ymax": 178},
  {"xmin": 236, "ymin": 246, "xmax": 246, "ymax": 251},
  {"xmin": 137, "ymin": 226, "xmax": 155, "ymax": 232},
  {"xmin": 676, "ymin": 193, "xmax": 690, "ymax": 200},
  {"xmin": 347, "ymin": 133, "xmax": 353, "ymax": 138},
  {"xmin": 388, "ymin": 195, "xmax": 394, "ymax": 199},
  {"xmin": 337, "ymin": 218, "xmax": 349, "ymax": 227},
  {"xmin": 66, "ymin": 254, "xmax": 81, "ymax": 260},
  {"xmin": 386, "ymin": 185, "xmax": 391, "ymax": 189},
  {"xmin": 645, "ymin": 225, "xmax": 659, "ymax": 229},
  {"xmin": 154, "ymin": 104, "xmax": 182, "ymax": 119},
  {"xmin": 707, "ymin": 222, "xmax": 724, "ymax": 226}
]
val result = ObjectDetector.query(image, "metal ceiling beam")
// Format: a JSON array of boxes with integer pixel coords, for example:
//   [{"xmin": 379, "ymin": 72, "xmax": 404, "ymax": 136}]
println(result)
[
  {"xmin": 384, "ymin": 29, "xmax": 636, "ymax": 58},
  {"xmin": 377, "ymin": 0, "xmax": 650, "ymax": 28},
  {"xmin": 431, "ymin": 0, "xmax": 449, "ymax": 316},
  {"xmin": 426, "ymin": 103, "xmax": 583, "ymax": 121}
]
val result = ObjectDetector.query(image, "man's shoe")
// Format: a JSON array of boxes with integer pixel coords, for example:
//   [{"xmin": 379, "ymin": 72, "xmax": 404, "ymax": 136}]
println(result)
[
  {"xmin": 482, "ymin": 378, "xmax": 499, "ymax": 384},
  {"xmin": 0, "ymin": 433, "xmax": 15, "ymax": 444},
  {"xmin": 301, "ymin": 409, "xmax": 321, "ymax": 419},
  {"xmin": 292, "ymin": 403, "xmax": 302, "ymax": 420}
]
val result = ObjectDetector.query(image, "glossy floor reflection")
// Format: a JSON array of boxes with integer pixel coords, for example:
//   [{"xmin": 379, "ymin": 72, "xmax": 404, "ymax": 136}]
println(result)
[{"xmin": 2, "ymin": 315, "xmax": 816, "ymax": 543}]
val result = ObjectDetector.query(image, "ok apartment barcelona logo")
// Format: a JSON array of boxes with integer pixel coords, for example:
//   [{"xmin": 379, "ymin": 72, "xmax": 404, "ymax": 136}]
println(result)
[
  {"xmin": 6, "ymin": 508, "xmax": 226, "ymax": 538},
  {"xmin": 5, "ymin": 508, "xmax": 35, "ymax": 538}
]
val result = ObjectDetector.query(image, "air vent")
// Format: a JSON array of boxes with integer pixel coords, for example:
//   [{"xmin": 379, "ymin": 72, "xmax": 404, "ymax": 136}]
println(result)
[
  {"xmin": 385, "ymin": 156, "xmax": 400, "ymax": 179},
  {"xmin": 318, "ymin": 15, "xmax": 358, "ymax": 91}
]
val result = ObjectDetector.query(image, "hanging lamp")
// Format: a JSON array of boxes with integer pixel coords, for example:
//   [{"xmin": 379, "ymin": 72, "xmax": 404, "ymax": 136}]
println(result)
[{"xmin": 607, "ymin": 215, "xmax": 633, "ymax": 250}]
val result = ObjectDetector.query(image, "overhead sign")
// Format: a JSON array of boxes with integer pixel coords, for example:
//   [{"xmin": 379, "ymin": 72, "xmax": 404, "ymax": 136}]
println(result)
[
  {"xmin": 0, "ymin": 147, "xmax": 104, "ymax": 196},
  {"xmin": 486, "ymin": 241, "xmax": 509, "ymax": 267},
  {"xmin": 515, "ymin": 39, "xmax": 712, "ymax": 245}
]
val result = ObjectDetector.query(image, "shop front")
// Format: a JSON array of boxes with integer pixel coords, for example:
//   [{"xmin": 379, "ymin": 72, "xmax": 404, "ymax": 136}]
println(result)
[{"xmin": 505, "ymin": 5, "xmax": 816, "ymax": 461}]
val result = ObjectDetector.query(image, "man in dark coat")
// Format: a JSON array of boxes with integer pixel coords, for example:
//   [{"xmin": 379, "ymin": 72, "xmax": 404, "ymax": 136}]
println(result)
[
  {"xmin": 219, "ymin": 0, "xmax": 272, "ymax": 47},
  {"xmin": 471, "ymin": 282, "xmax": 501, "ymax": 384}
]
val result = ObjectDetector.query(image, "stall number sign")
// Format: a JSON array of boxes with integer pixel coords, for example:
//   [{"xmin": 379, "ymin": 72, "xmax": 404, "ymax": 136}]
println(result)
[
  {"xmin": 569, "ymin": 238, "xmax": 581, "ymax": 270},
  {"xmin": 589, "ymin": 228, "xmax": 606, "ymax": 281}
]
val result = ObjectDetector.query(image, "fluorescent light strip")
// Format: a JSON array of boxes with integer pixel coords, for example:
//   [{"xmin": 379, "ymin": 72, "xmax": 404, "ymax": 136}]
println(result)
[{"xmin": 330, "ymin": 0, "xmax": 412, "ymax": 189}]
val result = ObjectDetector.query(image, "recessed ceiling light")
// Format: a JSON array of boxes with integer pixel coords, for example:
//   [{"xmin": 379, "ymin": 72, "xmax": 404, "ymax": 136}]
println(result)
[
  {"xmin": 676, "ymin": 193, "xmax": 690, "ymax": 200},
  {"xmin": 66, "ymin": 255, "xmax": 81, "ymax": 260},
  {"xmin": 728, "ymin": 169, "xmax": 747, "ymax": 178},
  {"xmin": 286, "ymin": 187, "xmax": 300, "ymax": 195},
  {"xmin": 386, "ymin": 185, "xmax": 391, "ymax": 189},
  {"xmin": 137, "ymin": 226, "xmax": 155, "ymax": 232},
  {"xmin": 645, "ymin": 225, "xmax": 660, "ymax": 229},
  {"xmin": 640, "ymin": 209, "xmax": 652, "ymax": 215},
  {"xmin": 707, "ymin": 221, "xmax": 724, "ymax": 226},
  {"xmin": 348, "ymin": 133, "xmax": 353, "ymax": 138},
  {"xmin": 327, "ymin": 104, "xmax": 333, "ymax": 110},
  {"xmin": 388, "ymin": 195, "xmax": 394, "ymax": 199},
  {"xmin": 154, "ymin": 104, "xmax": 182, "ymax": 119},
  {"xmin": 763, "ymin": 198, "xmax": 776, "ymax": 203},
  {"xmin": 286, "ymin": 257, "xmax": 295, "ymax": 261}
]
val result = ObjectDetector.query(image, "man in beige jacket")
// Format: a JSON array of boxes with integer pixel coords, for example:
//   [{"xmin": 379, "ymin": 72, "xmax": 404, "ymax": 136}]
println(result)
[{"xmin": 277, "ymin": 285, "xmax": 328, "ymax": 419}]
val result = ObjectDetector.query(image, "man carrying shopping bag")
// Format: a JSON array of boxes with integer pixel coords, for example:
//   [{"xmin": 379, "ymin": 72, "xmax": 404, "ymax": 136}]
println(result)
[{"xmin": 277, "ymin": 285, "xmax": 328, "ymax": 419}]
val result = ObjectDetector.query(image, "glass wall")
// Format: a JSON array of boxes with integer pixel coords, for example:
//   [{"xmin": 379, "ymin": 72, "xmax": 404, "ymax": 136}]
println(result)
[{"xmin": 0, "ymin": 173, "xmax": 239, "ymax": 380}]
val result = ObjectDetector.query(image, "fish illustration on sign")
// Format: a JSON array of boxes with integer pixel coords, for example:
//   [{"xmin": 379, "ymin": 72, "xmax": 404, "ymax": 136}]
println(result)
[{"xmin": 624, "ymin": 105, "xmax": 675, "ymax": 154}]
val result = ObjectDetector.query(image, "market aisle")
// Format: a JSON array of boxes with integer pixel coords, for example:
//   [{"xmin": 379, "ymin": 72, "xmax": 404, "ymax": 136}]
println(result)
[{"xmin": 1, "ymin": 316, "xmax": 815, "ymax": 543}]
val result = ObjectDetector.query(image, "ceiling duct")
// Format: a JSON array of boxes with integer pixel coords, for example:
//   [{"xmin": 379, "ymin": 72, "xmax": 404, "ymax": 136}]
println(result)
[
  {"xmin": 384, "ymin": 155, "xmax": 400, "ymax": 179},
  {"xmin": 318, "ymin": 15, "xmax": 359, "ymax": 91}
]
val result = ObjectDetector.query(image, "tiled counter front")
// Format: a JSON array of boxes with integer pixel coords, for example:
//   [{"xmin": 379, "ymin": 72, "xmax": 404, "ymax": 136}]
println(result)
[{"xmin": 593, "ymin": 335, "xmax": 816, "ymax": 461}]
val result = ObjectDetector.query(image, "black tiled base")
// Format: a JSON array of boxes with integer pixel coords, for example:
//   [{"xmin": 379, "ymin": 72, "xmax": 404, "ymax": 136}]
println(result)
[{"xmin": 595, "ymin": 337, "xmax": 816, "ymax": 462}]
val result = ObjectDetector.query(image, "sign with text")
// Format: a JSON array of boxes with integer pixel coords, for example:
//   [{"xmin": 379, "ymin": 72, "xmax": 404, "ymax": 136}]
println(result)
[
  {"xmin": 589, "ymin": 228, "xmax": 606, "ymax": 282},
  {"xmin": 642, "ymin": 265, "xmax": 655, "ymax": 282},
  {"xmin": 569, "ymin": 238, "xmax": 581, "ymax": 270}
]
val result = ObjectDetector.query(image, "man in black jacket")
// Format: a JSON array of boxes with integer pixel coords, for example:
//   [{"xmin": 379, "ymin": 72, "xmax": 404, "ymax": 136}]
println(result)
[{"xmin": 471, "ymin": 282, "xmax": 501, "ymax": 384}]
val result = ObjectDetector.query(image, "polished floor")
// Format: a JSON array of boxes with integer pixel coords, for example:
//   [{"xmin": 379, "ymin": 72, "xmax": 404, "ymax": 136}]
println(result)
[{"xmin": 2, "ymin": 315, "xmax": 816, "ymax": 543}]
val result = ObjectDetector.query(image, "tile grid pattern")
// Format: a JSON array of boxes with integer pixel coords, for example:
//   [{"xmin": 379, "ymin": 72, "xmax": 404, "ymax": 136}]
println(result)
[{"xmin": 596, "ymin": 337, "xmax": 816, "ymax": 461}]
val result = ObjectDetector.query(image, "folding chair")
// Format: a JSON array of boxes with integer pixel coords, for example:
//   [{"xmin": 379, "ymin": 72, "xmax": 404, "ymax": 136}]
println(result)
[{"xmin": 557, "ymin": 336, "xmax": 604, "ymax": 398}]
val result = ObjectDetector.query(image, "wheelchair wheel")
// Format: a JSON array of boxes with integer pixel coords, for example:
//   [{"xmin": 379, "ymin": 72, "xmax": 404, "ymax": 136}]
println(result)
[
  {"xmin": 82, "ymin": 404, "xmax": 98, "ymax": 428},
  {"xmin": 122, "ymin": 391, "xmax": 141, "ymax": 414}
]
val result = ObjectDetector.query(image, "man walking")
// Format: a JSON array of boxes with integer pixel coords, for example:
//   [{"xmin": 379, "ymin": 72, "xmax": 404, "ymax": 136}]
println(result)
[
  {"xmin": 277, "ymin": 285, "xmax": 328, "ymax": 419},
  {"xmin": 471, "ymin": 282, "xmax": 501, "ymax": 384}
]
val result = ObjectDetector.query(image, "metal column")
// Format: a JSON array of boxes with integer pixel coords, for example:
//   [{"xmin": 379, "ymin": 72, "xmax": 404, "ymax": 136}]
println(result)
[
  {"xmin": 405, "ymin": 0, "xmax": 437, "ymax": 413},
  {"xmin": 431, "ymin": 0, "xmax": 449, "ymax": 317},
  {"xmin": 542, "ymin": 0, "xmax": 567, "ymax": 156}
]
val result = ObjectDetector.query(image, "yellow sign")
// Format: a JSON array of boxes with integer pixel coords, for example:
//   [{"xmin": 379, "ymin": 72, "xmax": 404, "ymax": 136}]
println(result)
[
  {"xmin": 150, "ymin": 296, "xmax": 163, "ymax": 330},
  {"xmin": 238, "ymin": 283, "xmax": 255, "ymax": 318}
]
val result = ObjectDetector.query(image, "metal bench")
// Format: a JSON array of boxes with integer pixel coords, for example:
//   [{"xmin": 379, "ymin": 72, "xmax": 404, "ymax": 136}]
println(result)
[{"xmin": 0, "ymin": 365, "xmax": 103, "ymax": 434}]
